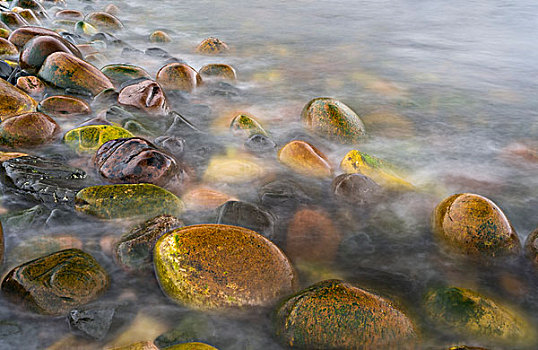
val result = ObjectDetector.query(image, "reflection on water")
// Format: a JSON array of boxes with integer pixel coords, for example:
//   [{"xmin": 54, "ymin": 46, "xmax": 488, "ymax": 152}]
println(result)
[{"xmin": 0, "ymin": 0, "xmax": 537, "ymax": 349}]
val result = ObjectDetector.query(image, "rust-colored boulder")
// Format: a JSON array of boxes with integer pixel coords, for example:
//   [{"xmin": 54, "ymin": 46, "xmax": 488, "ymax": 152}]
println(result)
[
  {"xmin": 156, "ymin": 63, "xmax": 202, "ymax": 92},
  {"xmin": 0, "ymin": 112, "xmax": 60, "ymax": 147},
  {"xmin": 15, "ymin": 75, "xmax": 45, "ymax": 97},
  {"xmin": 278, "ymin": 140, "xmax": 332, "ymax": 178},
  {"xmin": 38, "ymin": 95, "xmax": 91, "ymax": 118},
  {"xmin": 118, "ymin": 79, "xmax": 169, "ymax": 116},
  {"xmin": 195, "ymin": 37, "xmax": 229, "ymax": 55},
  {"xmin": 20, "ymin": 35, "xmax": 78, "ymax": 73},
  {"xmin": 0, "ymin": 77, "xmax": 38, "ymax": 120}
]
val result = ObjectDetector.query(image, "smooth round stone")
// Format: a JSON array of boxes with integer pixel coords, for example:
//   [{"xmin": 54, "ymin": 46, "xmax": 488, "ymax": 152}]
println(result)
[
  {"xmin": 55, "ymin": 10, "xmax": 83, "ymax": 20},
  {"xmin": 1, "ymin": 248, "xmax": 109, "ymax": 315},
  {"xmin": 229, "ymin": 114, "xmax": 267, "ymax": 137},
  {"xmin": 11, "ymin": 0, "xmax": 48, "ymax": 19},
  {"xmin": 38, "ymin": 95, "xmax": 91, "ymax": 117},
  {"xmin": 75, "ymin": 184, "xmax": 184, "ymax": 220},
  {"xmin": 331, "ymin": 173, "xmax": 382, "ymax": 205},
  {"xmin": 433, "ymin": 193, "xmax": 521, "ymax": 258},
  {"xmin": 275, "ymin": 279, "xmax": 417, "ymax": 349},
  {"xmin": 524, "ymin": 227, "xmax": 538, "ymax": 268},
  {"xmin": 63, "ymin": 125, "xmax": 133, "ymax": 153},
  {"xmin": 286, "ymin": 207, "xmax": 341, "ymax": 263},
  {"xmin": 149, "ymin": 30, "xmax": 171, "ymax": 43},
  {"xmin": 20, "ymin": 35, "xmax": 87, "ymax": 73},
  {"xmin": 340, "ymin": 149, "xmax": 413, "ymax": 190},
  {"xmin": 15, "ymin": 75, "xmax": 44, "ymax": 97},
  {"xmin": 423, "ymin": 286, "xmax": 532, "ymax": 343},
  {"xmin": 0, "ymin": 12, "xmax": 29, "ymax": 29},
  {"xmin": 199, "ymin": 64, "xmax": 236, "ymax": 80},
  {"xmin": 164, "ymin": 343, "xmax": 218, "ymax": 350},
  {"xmin": 156, "ymin": 63, "xmax": 202, "ymax": 92},
  {"xmin": 85, "ymin": 12, "xmax": 123, "ymax": 32},
  {"xmin": 244, "ymin": 133, "xmax": 276, "ymax": 153},
  {"xmin": 154, "ymin": 224, "xmax": 296, "ymax": 310},
  {"xmin": 195, "ymin": 37, "xmax": 229, "ymax": 55},
  {"xmin": 17, "ymin": 9, "xmax": 41, "ymax": 25},
  {"xmin": 301, "ymin": 97, "xmax": 365, "ymax": 143},
  {"xmin": 0, "ymin": 112, "xmax": 60, "ymax": 147},
  {"xmin": 115, "ymin": 215, "xmax": 184, "ymax": 273},
  {"xmin": 0, "ymin": 37, "xmax": 18, "ymax": 58},
  {"xmin": 182, "ymin": 187, "xmax": 237, "ymax": 211},
  {"xmin": 215, "ymin": 201, "xmax": 275, "ymax": 239},
  {"xmin": 75, "ymin": 21, "xmax": 99, "ymax": 36},
  {"xmin": 108, "ymin": 341, "xmax": 159, "ymax": 350},
  {"xmin": 101, "ymin": 64, "xmax": 151, "ymax": 88},
  {"xmin": 8, "ymin": 26, "xmax": 82, "ymax": 57},
  {"xmin": 118, "ymin": 79, "xmax": 169, "ymax": 116},
  {"xmin": 0, "ymin": 77, "xmax": 37, "ymax": 120},
  {"xmin": 278, "ymin": 140, "xmax": 332, "ymax": 178},
  {"xmin": 0, "ymin": 28, "xmax": 10, "ymax": 39},
  {"xmin": 203, "ymin": 154, "xmax": 265, "ymax": 183}
]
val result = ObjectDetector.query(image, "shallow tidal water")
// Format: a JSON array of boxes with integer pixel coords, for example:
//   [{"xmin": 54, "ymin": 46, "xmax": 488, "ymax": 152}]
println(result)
[{"xmin": 0, "ymin": 0, "xmax": 537, "ymax": 349}]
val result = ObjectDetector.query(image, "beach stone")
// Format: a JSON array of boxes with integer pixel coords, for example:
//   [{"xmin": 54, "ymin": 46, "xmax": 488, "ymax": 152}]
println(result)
[
  {"xmin": 199, "ymin": 64, "xmax": 236, "ymax": 80},
  {"xmin": 0, "ymin": 151, "xmax": 27, "ymax": 161},
  {"xmin": 195, "ymin": 37, "xmax": 229, "ymax": 55},
  {"xmin": 104, "ymin": 4, "xmax": 120, "ymax": 16},
  {"xmin": 68, "ymin": 305, "xmax": 116, "ymax": 340},
  {"xmin": 286, "ymin": 207, "xmax": 341, "ymax": 263},
  {"xmin": 0, "ymin": 12, "xmax": 29, "ymax": 29},
  {"xmin": 340, "ymin": 149, "xmax": 413, "ymax": 190},
  {"xmin": 0, "ymin": 221, "xmax": 3, "ymax": 265},
  {"xmin": 0, "ymin": 28, "xmax": 10, "ymax": 39},
  {"xmin": 154, "ymin": 224, "xmax": 296, "ymax": 310},
  {"xmin": 524, "ymin": 227, "xmax": 538, "ymax": 268},
  {"xmin": 15, "ymin": 75, "xmax": 44, "ymax": 97},
  {"xmin": 85, "ymin": 12, "xmax": 123, "ymax": 32},
  {"xmin": 447, "ymin": 347, "xmax": 489, "ymax": 350},
  {"xmin": 118, "ymin": 79, "xmax": 169, "ymax": 116},
  {"xmin": 229, "ymin": 113, "xmax": 267, "ymax": 137},
  {"xmin": 215, "ymin": 201, "xmax": 275, "ymax": 240},
  {"xmin": 75, "ymin": 184, "xmax": 184, "ymax": 220},
  {"xmin": 149, "ymin": 30, "xmax": 171, "ymax": 43},
  {"xmin": 423, "ymin": 286, "xmax": 532, "ymax": 343},
  {"xmin": 244, "ymin": 133, "xmax": 276, "ymax": 154},
  {"xmin": 164, "ymin": 343, "xmax": 218, "ymax": 350},
  {"xmin": 331, "ymin": 173, "xmax": 382, "ymax": 205},
  {"xmin": 16, "ymin": 9, "xmax": 41, "ymax": 25},
  {"xmin": 259, "ymin": 179, "xmax": 312, "ymax": 217},
  {"xmin": 156, "ymin": 63, "xmax": 201, "ymax": 93},
  {"xmin": 154, "ymin": 135, "xmax": 185, "ymax": 159},
  {"xmin": 75, "ymin": 21, "xmax": 99, "ymax": 36},
  {"xmin": 0, "ymin": 77, "xmax": 38, "ymax": 120},
  {"xmin": 38, "ymin": 51, "xmax": 114, "ymax": 95},
  {"xmin": 278, "ymin": 140, "xmax": 332, "ymax": 178},
  {"xmin": 1, "ymin": 248, "xmax": 109, "ymax": 315},
  {"xmin": 275, "ymin": 279, "xmax": 417, "ymax": 349},
  {"xmin": 108, "ymin": 341, "xmax": 159, "ymax": 350},
  {"xmin": 38, "ymin": 95, "xmax": 90, "ymax": 118},
  {"xmin": 20, "ymin": 35, "xmax": 86, "ymax": 74},
  {"xmin": 55, "ymin": 10, "xmax": 83, "ymax": 20},
  {"xmin": 101, "ymin": 64, "xmax": 151, "ymax": 88},
  {"xmin": 0, "ymin": 37, "xmax": 18, "ymax": 58},
  {"xmin": 63, "ymin": 125, "xmax": 133, "ymax": 153},
  {"xmin": 0, "ymin": 112, "xmax": 60, "ymax": 148},
  {"xmin": 115, "ymin": 215, "xmax": 183, "ymax": 273},
  {"xmin": 433, "ymin": 193, "xmax": 521, "ymax": 258},
  {"xmin": 203, "ymin": 153, "xmax": 265, "ymax": 183},
  {"xmin": 182, "ymin": 187, "xmax": 236, "ymax": 211},
  {"xmin": 301, "ymin": 97, "xmax": 365, "ymax": 143},
  {"xmin": 11, "ymin": 0, "xmax": 49, "ymax": 20},
  {"xmin": 8, "ymin": 27, "xmax": 82, "ymax": 56}
]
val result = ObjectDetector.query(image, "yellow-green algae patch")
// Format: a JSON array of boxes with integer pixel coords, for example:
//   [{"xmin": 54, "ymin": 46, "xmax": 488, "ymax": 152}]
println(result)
[{"xmin": 63, "ymin": 125, "xmax": 133, "ymax": 153}]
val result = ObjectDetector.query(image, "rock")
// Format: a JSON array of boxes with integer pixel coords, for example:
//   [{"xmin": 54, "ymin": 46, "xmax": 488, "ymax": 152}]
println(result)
[
  {"xmin": 8, "ymin": 234, "xmax": 83, "ymax": 266},
  {"xmin": 75, "ymin": 21, "xmax": 99, "ymax": 36},
  {"xmin": 38, "ymin": 52, "xmax": 114, "ymax": 95},
  {"xmin": 1, "ymin": 248, "xmax": 109, "ymax": 315},
  {"xmin": 432, "ymin": 193, "xmax": 521, "ymax": 258},
  {"xmin": 340, "ymin": 149, "xmax": 413, "ymax": 190},
  {"xmin": 244, "ymin": 134, "xmax": 276, "ymax": 154},
  {"xmin": 0, "ymin": 28, "xmax": 10, "ymax": 40},
  {"xmin": 164, "ymin": 343, "xmax": 218, "ymax": 350},
  {"xmin": 0, "ymin": 12, "xmax": 29, "ymax": 29},
  {"xmin": 154, "ymin": 136, "xmax": 185, "ymax": 159},
  {"xmin": 195, "ymin": 37, "xmax": 229, "ymax": 55},
  {"xmin": 156, "ymin": 63, "xmax": 202, "ymax": 93},
  {"xmin": 0, "ymin": 220, "xmax": 3, "ymax": 265},
  {"xmin": 38, "ymin": 95, "xmax": 91, "ymax": 118},
  {"xmin": 215, "ymin": 201, "xmax": 275, "ymax": 240},
  {"xmin": 301, "ymin": 97, "xmax": 365, "ymax": 143},
  {"xmin": 0, "ymin": 37, "xmax": 18, "ymax": 58},
  {"xmin": 331, "ymin": 173, "xmax": 382, "ymax": 205},
  {"xmin": 104, "ymin": 312, "xmax": 168, "ymax": 349},
  {"xmin": 15, "ymin": 75, "xmax": 44, "ymax": 97},
  {"xmin": 118, "ymin": 79, "xmax": 169, "ymax": 116},
  {"xmin": 275, "ymin": 279, "xmax": 417, "ymax": 349},
  {"xmin": 85, "ymin": 12, "xmax": 123, "ymax": 32},
  {"xmin": 182, "ymin": 187, "xmax": 236, "ymax": 211},
  {"xmin": 107, "ymin": 341, "xmax": 159, "ymax": 350},
  {"xmin": 154, "ymin": 224, "xmax": 296, "ymax": 310},
  {"xmin": 203, "ymin": 153, "xmax": 265, "ymax": 184},
  {"xmin": 115, "ymin": 215, "xmax": 183, "ymax": 272},
  {"xmin": 101, "ymin": 64, "xmax": 151, "ymax": 88},
  {"xmin": 0, "ymin": 77, "xmax": 38, "ymax": 120},
  {"xmin": 149, "ymin": 30, "xmax": 171, "ymax": 43},
  {"xmin": 63, "ymin": 125, "xmax": 134, "ymax": 153},
  {"xmin": 199, "ymin": 64, "xmax": 236, "ymax": 80},
  {"xmin": 258, "ymin": 179, "xmax": 312, "ymax": 217},
  {"xmin": 0, "ymin": 112, "xmax": 60, "ymax": 147},
  {"xmin": 0, "ymin": 155, "xmax": 87, "ymax": 206},
  {"xmin": 75, "ymin": 184, "xmax": 184, "ymax": 220},
  {"xmin": 68, "ymin": 306, "xmax": 115, "ymax": 340},
  {"xmin": 55, "ymin": 10, "xmax": 84, "ymax": 20},
  {"xmin": 16, "ymin": 9, "xmax": 41, "ymax": 26},
  {"xmin": 0, "ymin": 151, "xmax": 27, "ymax": 161},
  {"xmin": 8, "ymin": 26, "xmax": 82, "ymax": 56},
  {"xmin": 285, "ymin": 207, "xmax": 341, "ymax": 263},
  {"xmin": 277, "ymin": 140, "xmax": 332, "ymax": 178},
  {"xmin": 229, "ymin": 114, "xmax": 267, "ymax": 137},
  {"xmin": 104, "ymin": 4, "xmax": 120, "ymax": 16},
  {"xmin": 11, "ymin": 0, "xmax": 49, "ymax": 20},
  {"xmin": 524, "ymin": 227, "xmax": 538, "ymax": 268},
  {"xmin": 423, "ymin": 286, "xmax": 533, "ymax": 343},
  {"xmin": 446, "ymin": 347, "xmax": 489, "ymax": 350}
]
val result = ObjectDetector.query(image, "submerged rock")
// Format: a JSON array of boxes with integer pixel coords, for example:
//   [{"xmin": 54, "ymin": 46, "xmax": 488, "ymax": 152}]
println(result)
[
  {"xmin": 203, "ymin": 152, "xmax": 265, "ymax": 184},
  {"xmin": 38, "ymin": 95, "xmax": 91, "ymax": 118},
  {"xmin": 118, "ymin": 79, "xmax": 169, "ymax": 116},
  {"xmin": 55, "ymin": 10, "xmax": 84, "ymax": 21},
  {"xmin": 275, "ymin": 279, "xmax": 417, "ymax": 349},
  {"xmin": 199, "ymin": 64, "xmax": 236, "ymax": 80},
  {"xmin": 331, "ymin": 173, "xmax": 382, "ymax": 205},
  {"xmin": 195, "ymin": 37, "xmax": 229, "ymax": 55},
  {"xmin": 101, "ymin": 64, "xmax": 151, "ymax": 88},
  {"xmin": 215, "ymin": 201, "xmax": 275, "ymax": 240},
  {"xmin": 0, "ymin": 77, "xmax": 37, "ymax": 121},
  {"xmin": 156, "ymin": 63, "xmax": 202, "ymax": 92},
  {"xmin": 149, "ymin": 30, "xmax": 171, "ymax": 43},
  {"xmin": 524, "ymin": 227, "xmax": 538, "ymax": 269},
  {"xmin": 154, "ymin": 224, "xmax": 296, "ymax": 310},
  {"xmin": 182, "ymin": 187, "xmax": 236, "ymax": 211},
  {"xmin": 68, "ymin": 305, "xmax": 115, "ymax": 340},
  {"xmin": 85, "ymin": 12, "xmax": 123, "ymax": 32},
  {"xmin": 15, "ymin": 75, "xmax": 44, "ymax": 97},
  {"xmin": 63, "ymin": 124, "xmax": 134, "ymax": 153},
  {"xmin": 1, "ymin": 248, "xmax": 109, "ymax": 315},
  {"xmin": 229, "ymin": 113, "xmax": 267, "ymax": 137},
  {"xmin": 0, "ymin": 112, "xmax": 60, "ymax": 148},
  {"xmin": 278, "ymin": 140, "xmax": 332, "ymax": 178}
]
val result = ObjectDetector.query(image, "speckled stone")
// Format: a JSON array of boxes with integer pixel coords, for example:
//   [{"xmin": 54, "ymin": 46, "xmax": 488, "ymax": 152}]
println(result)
[
  {"xmin": 149, "ymin": 30, "xmax": 171, "ymax": 43},
  {"xmin": 195, "ymin": 37, "xmax": 229, "ymax": 55},
  {"xmin": 156, "ymin": 63, "xmax": 202, "ymax": 92},
  {"xmin": 118, "ymin": 79, "xmax": 169, "ymax": 116},
  {"xmin": 15, "ymin": 75, "xmax": 44, "ymax": 97},
  {"xmin": 0, "ymin": 77, "xmax": 38, "ymax": 120},
  {"xmin": 199, "ymin": 64, "xmax": 236, "ymax": 80},
  {"xmin": 38, "ymin": 95, "xmax": 91, "ymax": 118},
  {"xmin": 0, "ymin": 112, "xmax": 60, "ymax": 148}
]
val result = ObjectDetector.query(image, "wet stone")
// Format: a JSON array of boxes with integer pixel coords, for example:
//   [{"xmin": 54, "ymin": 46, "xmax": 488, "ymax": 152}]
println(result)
[
  {"xmin": 182, "ymin": 187, "xmax": 236, "ymax": 211},
  {"xmin": 55, "ymin": 9, "xmax": 84, "ymax": 20},
  {"xmin": 0, "ymin": 111, "xmax": 60, "ymax": 148},
  {"xmin": 205, "ymin": 81, "xmax": 241, "ymax": 98},
  {"xmin": 156, "ymin": 63, "xmax": 202, "ymax": 93},
  {"xmin": 524, "ymin": 227, "xmax": 538, "ymax": 269},
  {"xmin": 164, "ymin": 343, "xmax": 218, "ymax": 350},
  {"xmin": 92, "ymin": 88, "xmax": 120, "ymax": 110},
  {"xmin": 278, "ymin": 140, "xmax": 332, "ymax": 178},
  {"xmin": 145, "ymin": 47, "xmax": 171, "ymax": 58},
  {"xmin": 101, "ymin": 64, "xmax": 151, "ymax": 88},
  {"xmin": 0, "ymin": 77, "xmax": 38, "ymax": 120},
  {"xmin": 17, "ymin": 9, "xmax": 41, "ymax": 26},
  {"xmin": 258, "ymin": 179, "xmax": 312, "ymax": 218},
  {"xmin": 0, "ymin": 12, "xmax": 29, "ymax": 29},
  {"xmin": 244, "ymin": 133, "xmax": 276, "ymax": 154},
  {"xmin": 68, "ymin": 305, "xmax": 115, "ymax": 340},
  {"xmin": 8, "ymin": 26, "xmax": 82, "ymax": 56},
  {"xmin": 199, "ymin": 64, "xmax": 236, "ymax": 80},
  {"xmin": 11, "ymin": 0, "xmax": 49, "ymax": 20},
  {"xmin": 63, "ymin": 124, "xmax": 134, "ymax": 153},
  {"xmin": 0, "ymin": 60, "xmax": 13, "ymax": 79},
  {"xmin": 104, "ymin": 4, "xmax": 120, "ymax": 16},
  {"xmin": 154, "ymin": 135, "xmax": 185, "ymax": 159},
  {"xmin": 195, "ymin": 37, "xmax": 229, "ymax": 55},
  {"xmin": 1, "ymin": 248, "xmax": 110, "ymax": 315},
  {"xmin": 230, "ymin": 113, "xmax": 267, "ymax": 137},
  {"xmin": 8, "ymin": 234, "xmax": 83, "ymax": 266},
  {"xmin": 331, "ymin": 173, "xmax": 382, "ymax": 205},
  {"xmin": 15, "ymin": 75, "xmax": 44, "ymax": 97},
  {"xmin": 85, "ymin": 12, "xmax": 124, "ymax": 32},
  {"xmin": 0, "ymin": 28, "xmax": 10, "ymax": 39},
  {"xmin": 0, "ymin": 220, "xmax": 3, "ymax": 265},
  {"xmin": 0, "ymin": 37, "xmax": 18, "ymax": 58},
  {"xmin": 215, "ymin": 201, "xmax": 275, "ymax": 240},
  {"xmin": 108, "ymin": 341, "xmax": 159, "ymax": 350},
  {"xmin": 149, "ymin": 30, "xmax": 171, "ymax": 43},
  {"xmin": 115, "ymin": 215, "xmax": 184, "ymax": 273},
  {"xmin": 38, "ymin": 95, "xmax": 91, "ymax": 117},
  {"xmin": 118, "ymin": 79, "xmax": 169, "ymax": 117}
]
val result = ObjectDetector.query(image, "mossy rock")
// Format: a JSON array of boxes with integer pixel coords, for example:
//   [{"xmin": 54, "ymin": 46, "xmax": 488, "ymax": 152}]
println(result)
[
  {"xmin": 38, "ymin": 95, "xmax": 91, "ymax": 118},
  {"xmin": 199, "ymin": 64, "xmax": 236, "ymax": 80},
  {"xmin": 423, "ymin": 286, "xmax": 533, "ymax": 343},
  {"xmin": 63, "ymin": 125, "xmax": 133, "ymax": 153},
  {"xmin": 1, "ymin": 248, "xmax": 109, "ymax": 315},
  {"xmin": 278, "ymin": 140, "xmax": 332, "ymax": 178},
  {"xmin": 340, "ymin": 149, "xmax": 413, "ymax": 190},
  {"xmin": 101, "ymin": 64, "xmax": 151, "ymax": 88},
  {"xmin": 0, "ymin": 37, "xmax": 17, "ymax": 58},
  {"xmin": 0, "ymin": 77, "xmax": 37, "ymax": 121},
  {"xmin": 195, "ymin": 37, "xmax": 229, "ymax": 55},
  {"xmin": 301, "ymin": 97, "xmax": 365, "ymax": 143},
  {"xmin": 149, "ymin": 30, "xmax": 171, "ymax": 43},
  {"xmin": 275, "ymin": 279, "xmax": 417, "ymax": 349},
  {"xmin": 229, "ymin": 114, "xmax": 267, "ymax": 137},
  {"xmin": 154, "ymin": 224, "xmax": 296, "ymax": 310},
  {"xmin": 38, "ymin": 51, "xmax": 114, "ymax": 95},
  {"xmin": 156, "ymin": 63, "xmax": 202, "ymax": 92},
  {"xmin": 432, "ymin": 193, "xmax": 521, "ymax": 257},
  {"xmin": 74, "ymin": 21, "xmax": 99, "ymax": 36},
  {"xmin": 75, "ymin": 184, "xmax": 184, "ymax": 219},
  {"xmin": 163, "ymin": 343, "xmax": 218, "ymax": 350},
  {"xmin": 0, "ymin": 112, "xmax": 60, "ymax": 148}
]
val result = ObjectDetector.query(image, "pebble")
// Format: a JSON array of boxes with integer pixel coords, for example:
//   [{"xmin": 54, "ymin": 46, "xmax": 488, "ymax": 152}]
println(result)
[
  {"xmin": 278, "ymin": 140, "xmax": 332, "ymax": 178},
  {"xmin": 156, "ymin": 63, "xmax": 202, "ymax": 92},
  {"xmin": 199, "ymin": 64, "xmax": 236, "ymax": 80},
  {"xmin": 15, "ymin": 75, "xmax": 45, "ymax": 97},
  {"xmin": 149, "ymin": 30, "xmax": 171, "ymax": 43},
  {"xmin": 38, "ymin": 94, "xmax": 91, "ymax": 117},
  {"xmin": 118, "ymin": 79, "xmax": 170, "ymax": 116}
]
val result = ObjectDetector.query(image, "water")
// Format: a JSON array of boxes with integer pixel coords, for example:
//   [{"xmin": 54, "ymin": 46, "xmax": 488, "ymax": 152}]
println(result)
[{"xmin": 1, "ymin": 0, "xmax": 538, "ymax": 349}]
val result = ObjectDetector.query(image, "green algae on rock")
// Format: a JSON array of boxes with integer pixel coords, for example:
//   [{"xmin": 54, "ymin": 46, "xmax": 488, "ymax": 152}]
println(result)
[
  {"xmin": 154, "ymin": 224, "xmax": 296, "ymax": 310},
  {"xmin": 432, "ymin": 193, "xmax": 521, "ymax": 258},
  {"xmin": 229, "ymin": 113, "xmax": 267, "ymax": 137},
  {"xmin": 195, "ymin": 37, "xmax": 229, "ymax": 55},
  {"xmin": 149, "ymin": 30, "xmax": 171, "ymax": 43},
  {"xmin": 75, "ymin": 184, "xmax": 184, "ymax": 219},
  {"xmin": 275, "ymin": 279, "xmax": 417, "ymax": 349},
  {"xmin": 301, "ymin": 97, "xmax": 365, "ymax": 143},
  {"xmin": 423, "ymin": 286, "xmax": 533, "ymax": 343},
  {"xmin": 0, "ymin": 112, "xmax": 60, "ymax": 148},
  {"xmin": 0, "ymin": 77, "xmax": 37, "ymax": 120},
  {"xmin": 1, "ymin": 248, "xmax": 109, "ymax": 315},
  {"xmin": 101, "ymin": 64, "xmax": 151, "ymax": 88},
  {"xmin": 63, "ymin": 125, "xmax": 133, "ymax": 153}
]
